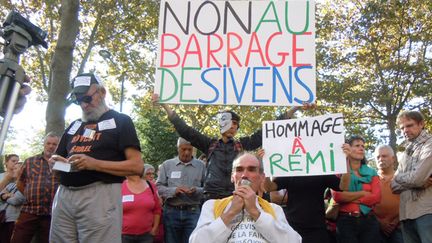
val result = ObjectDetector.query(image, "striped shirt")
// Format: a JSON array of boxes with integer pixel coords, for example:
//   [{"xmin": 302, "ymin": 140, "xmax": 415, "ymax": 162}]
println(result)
[{"xmin": 17, "ymin": 153, "xmax": 59, "ymax": 216}]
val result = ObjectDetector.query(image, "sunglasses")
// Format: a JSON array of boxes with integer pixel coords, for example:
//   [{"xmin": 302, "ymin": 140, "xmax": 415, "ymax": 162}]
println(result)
[{"xmin": 73, "ymin": 89, "xmax": 98, "ymax": 105}]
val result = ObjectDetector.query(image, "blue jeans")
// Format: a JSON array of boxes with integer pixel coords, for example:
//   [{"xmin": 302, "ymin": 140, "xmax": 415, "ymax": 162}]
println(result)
[
  {"xmin": 401, "ymin": 214, "xmax": 432, "ymax": 243},
  {"xmin": 379, "ymin": 226, "xmax": 404, "ymax": 243},
  {"xmin": 163, "ymin": 205, "xmax": 200, "ymax": 243},
  {"xmin": 336, "ymin": 214, "xmax": 381, "ymax": 243}
]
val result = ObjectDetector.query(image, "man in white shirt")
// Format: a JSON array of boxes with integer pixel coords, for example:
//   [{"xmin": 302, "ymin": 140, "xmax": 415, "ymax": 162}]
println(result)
[{"xmin": 189, "ymin": 152, "xmax": 301, "ymax": 243}]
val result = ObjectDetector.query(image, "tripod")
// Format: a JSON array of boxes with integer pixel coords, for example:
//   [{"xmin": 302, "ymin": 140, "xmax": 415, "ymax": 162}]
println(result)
[{"xmin": 0, "ymin": 11, "xmax": 47, "ymax": 155}]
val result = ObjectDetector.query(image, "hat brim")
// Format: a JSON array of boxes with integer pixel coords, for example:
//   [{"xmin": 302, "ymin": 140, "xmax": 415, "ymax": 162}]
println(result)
[{"xmin": 71, "ymin": 86, "xmax": 90, "ymax": 95}]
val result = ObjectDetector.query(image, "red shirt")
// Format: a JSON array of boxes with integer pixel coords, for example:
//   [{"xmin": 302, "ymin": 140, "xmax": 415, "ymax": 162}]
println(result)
[
  {"xmin": 333, "ymin": 176, "xmax": 381, "ymax": 213},
  {"xmin": 122, "ymin": 180, "xmax": 162, "ymax": 235}
]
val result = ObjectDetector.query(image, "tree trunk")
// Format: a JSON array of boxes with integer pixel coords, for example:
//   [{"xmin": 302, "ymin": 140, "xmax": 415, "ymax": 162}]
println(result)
[
  {"xmin": 388, "ymin": 116, "xmax": 397, "ymax": 151},
  {"xmin": 45, "ymin": 0, "xmax": 80, "ymax": 135}
]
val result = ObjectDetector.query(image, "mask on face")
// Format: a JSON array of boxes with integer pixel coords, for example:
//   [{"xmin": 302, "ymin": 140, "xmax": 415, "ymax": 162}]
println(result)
[{"xmin": 217, "ymin": 112, "xmax": 233, "ymax": 134}]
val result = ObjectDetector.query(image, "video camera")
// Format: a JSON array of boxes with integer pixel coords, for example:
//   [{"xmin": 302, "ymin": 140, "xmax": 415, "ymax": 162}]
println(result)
[{"xmin": 0, "ymin": 10, "xmax": 48, "ymax": 154}]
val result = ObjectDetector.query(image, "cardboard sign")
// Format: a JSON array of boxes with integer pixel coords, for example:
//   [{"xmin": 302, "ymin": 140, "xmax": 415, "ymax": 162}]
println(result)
[
  {"xmin": 262, "ymin": 114, "xmax": 347, "ymax": 176},
  {"xmin": 155, "ymin": 0, "xmax": 316, "ymax": 106}
]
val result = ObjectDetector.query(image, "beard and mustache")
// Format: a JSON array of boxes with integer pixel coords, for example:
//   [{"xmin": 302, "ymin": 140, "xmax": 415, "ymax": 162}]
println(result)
[{"xmin": 81, "ymin": 98, "xmax": 108, "ymax": 122}]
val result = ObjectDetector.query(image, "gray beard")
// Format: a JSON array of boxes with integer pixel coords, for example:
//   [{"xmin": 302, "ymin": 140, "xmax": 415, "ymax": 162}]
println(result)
[{"xmin": 82, "ymin": 100, "xmax": 108, "ymax": 122}]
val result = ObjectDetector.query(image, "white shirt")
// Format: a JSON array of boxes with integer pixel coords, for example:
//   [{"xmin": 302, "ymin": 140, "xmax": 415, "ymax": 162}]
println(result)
[{"xmin": 189, "ymin": 198, "xmax": 302, "ymax": 243}]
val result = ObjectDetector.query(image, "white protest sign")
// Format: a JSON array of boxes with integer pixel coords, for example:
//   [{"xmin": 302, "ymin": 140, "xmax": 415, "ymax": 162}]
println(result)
[
  {"xmin": 155, "ymin": 0, "xmax": 316, "ymax": 106},
  {"xmin": 262, "ymin": 113, "xmax": 346, "ymax": 177}
]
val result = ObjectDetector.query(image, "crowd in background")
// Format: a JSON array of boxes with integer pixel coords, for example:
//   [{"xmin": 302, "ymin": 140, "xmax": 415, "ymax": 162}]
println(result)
[{"xmin": 0, "ymin": 75, "xmax": 431, "ymax": 243}]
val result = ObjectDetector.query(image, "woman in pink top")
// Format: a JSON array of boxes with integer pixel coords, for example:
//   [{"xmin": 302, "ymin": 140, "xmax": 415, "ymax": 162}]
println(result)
[
  {"xmin": 122, "ymin": 173, "xmax": 162, "ymax": 243},
  {"xmin": 332, "ymin": 135, "xmax": 381, "ymax": 243}
]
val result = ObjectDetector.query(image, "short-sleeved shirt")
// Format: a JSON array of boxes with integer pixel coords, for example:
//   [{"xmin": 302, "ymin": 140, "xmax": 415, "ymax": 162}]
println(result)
[
  {"xmin": 274, "ymin": 175, "xmax": 340, "ymax": 230},
  {"xmin": 56, "ymin": 110, "xmax": 141, "ymax": 187}
]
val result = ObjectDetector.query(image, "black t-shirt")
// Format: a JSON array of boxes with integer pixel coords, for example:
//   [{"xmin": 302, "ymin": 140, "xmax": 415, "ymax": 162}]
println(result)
[
  {"xmin": 56, "ymin": 110, "xmax": 141, "ymax": 187},
  {"xmin": 274, "ymin": 175, "xmax": 340, "ymax": 230}
]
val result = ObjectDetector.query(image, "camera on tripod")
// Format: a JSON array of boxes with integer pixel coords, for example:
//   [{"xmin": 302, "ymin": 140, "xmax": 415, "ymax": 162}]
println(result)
[{"xmin": 0, "ymin": 10, "xmax": 48, "ymax": 154}]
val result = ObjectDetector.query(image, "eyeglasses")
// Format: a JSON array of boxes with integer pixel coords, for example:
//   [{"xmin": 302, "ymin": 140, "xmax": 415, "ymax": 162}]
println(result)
[{"xmin": 73, "ymin": 89, "xmax": 98, "ymax": 105}]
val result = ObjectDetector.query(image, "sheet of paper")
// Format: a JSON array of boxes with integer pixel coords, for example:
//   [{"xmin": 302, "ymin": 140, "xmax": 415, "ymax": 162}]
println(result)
[{"xmin": 52, "ymin": 161, "xmax": 72, "ymax": 172}]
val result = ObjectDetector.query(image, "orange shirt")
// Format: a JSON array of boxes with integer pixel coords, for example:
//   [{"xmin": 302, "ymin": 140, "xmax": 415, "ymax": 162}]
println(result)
[{"xmin": 374, "ymin": 174, "xmax": 400, "ymax": 225}]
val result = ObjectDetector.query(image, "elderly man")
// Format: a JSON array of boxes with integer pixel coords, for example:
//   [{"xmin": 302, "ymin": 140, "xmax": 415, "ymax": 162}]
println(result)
[
  {"xmin": 49, "ymin": 73, "xmax": 143, "ymax": 243},
  {"xmin": 374, "ymin": 145, "xmax": 403, "ymax": 243},
  {"xmin": 11, "ymin": 133, "xmax": 59, "ymax": 243},
  {"xmin": 190, "ymin": 152, "xmax": 301, "ymax": 243},
  {"xmin": 391, "ymin": 110, "xmax": 432, "ymax": 243},
  {"xmin": 156, "ymin": 137, "xmax": 206, "ymax": 243}
]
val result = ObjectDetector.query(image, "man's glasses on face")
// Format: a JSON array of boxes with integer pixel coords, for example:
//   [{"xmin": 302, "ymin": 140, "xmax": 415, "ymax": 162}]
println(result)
[{"xmin": 73, "ymin": 89, "xmax": 98, "ymax": 105}]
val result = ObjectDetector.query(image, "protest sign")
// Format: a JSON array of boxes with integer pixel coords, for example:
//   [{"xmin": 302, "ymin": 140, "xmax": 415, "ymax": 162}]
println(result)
[
  {"xmin": 262, "ymin": 113, "xmax": 346, "ymax": 177},
  {"xmin": 155, "ymin": 0, "xmax": 315, "ymax": 106}
]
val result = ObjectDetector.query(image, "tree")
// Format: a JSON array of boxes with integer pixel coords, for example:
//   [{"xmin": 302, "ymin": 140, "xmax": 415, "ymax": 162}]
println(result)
[
  {"xmin": 1, "ymin": 0, "xmax": 160, "ymax": 137},
  {"xmin": 46, "ymin": 0, "xmax": 79, "ymax": 135},
  {"xmin": 317, "ymin": 0, "xmax": 432, "ymax": 151}
]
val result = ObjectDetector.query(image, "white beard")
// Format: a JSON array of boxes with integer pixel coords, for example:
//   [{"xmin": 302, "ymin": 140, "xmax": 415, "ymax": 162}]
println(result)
[{"xmin": 82, "ymin": 100, "xmax": 108, "ymax": 122}]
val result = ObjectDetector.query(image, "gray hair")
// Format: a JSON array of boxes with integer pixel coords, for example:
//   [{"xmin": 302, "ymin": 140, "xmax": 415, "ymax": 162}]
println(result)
[
  {"xmin": 44, "ymin": 132, "xmax": 60, "ymax": 142},
  {"xmin": 177, "ymin": 137, "xmax": 191, "ymax": 147},
  {"xmin": 144, "ymin": 164, "xmax": 155, "ymax": 174},
  {"xmin": 374, "ymin": 145, "xmax": 395, "ymax": 157}
]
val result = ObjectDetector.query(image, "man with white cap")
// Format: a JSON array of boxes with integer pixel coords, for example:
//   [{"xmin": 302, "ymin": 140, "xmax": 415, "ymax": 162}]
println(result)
[
  {"xmin": 49, "ymin": 73, "xmax": 143, "ymax": 243},
  {"xmin": 156, "ymin": 137, "xmax": 206, "ymax": 243}
]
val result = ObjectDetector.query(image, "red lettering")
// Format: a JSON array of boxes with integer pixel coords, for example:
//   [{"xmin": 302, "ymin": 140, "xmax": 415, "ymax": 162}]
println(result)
[
  {"xmin": 206, "ymin": 34, "xmax": 223, "ymax": 68},
  {"xmin": 182, "ymin": 34, "xmax": 203, "ymax": 68},
  {"xmin": 160, "ymin": 33, "xmax": 181, "ymax": 67},
  {"xmin": 245, "ymin": 32, "xmax": 266, "ymax": 66},
  {"xmin": 292, "ymin": 137, "xmax": 306, "ymax": 154},
  {"xmin": 226, "ymin": 32, "xmax": 243, "ymax": 67},
  {"xmin": 265, "ymin": 32, "xmax": 289, "ymax": 67},
  {"xmin": 292, "ymin": 32, "xmax": 312, "ymax": 67}
]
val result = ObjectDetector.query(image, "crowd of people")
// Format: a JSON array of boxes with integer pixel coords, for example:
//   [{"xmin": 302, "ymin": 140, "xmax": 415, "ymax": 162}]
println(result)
[{"xmin": 0, "ymin": 73, "xmax": 431, "ymax": 243}]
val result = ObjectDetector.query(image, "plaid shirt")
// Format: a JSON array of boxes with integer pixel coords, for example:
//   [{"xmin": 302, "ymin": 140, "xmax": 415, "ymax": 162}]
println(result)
[
  {"xmin": 392, "ymin": 130, "xmax": 432, "ymax": 220},
  {"xmin": 17, "ymin": 153, "xmax": 59, "ymax": 216}
]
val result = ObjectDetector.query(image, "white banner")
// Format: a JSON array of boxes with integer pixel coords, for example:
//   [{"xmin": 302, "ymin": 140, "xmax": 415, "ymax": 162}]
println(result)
[
  {"xmin": 155, "ymin": 0, "xmax": 316, "ymax": 106},
  {"xmin": 262, "ymin": 113, "xmax": 347, "ymax": 177}
]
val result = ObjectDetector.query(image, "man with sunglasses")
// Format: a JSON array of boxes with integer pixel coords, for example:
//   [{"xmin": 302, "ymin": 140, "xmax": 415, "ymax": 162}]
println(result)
[{"xmin": 49, "ymin": 73, "xmax": 144, "ymax": 243}]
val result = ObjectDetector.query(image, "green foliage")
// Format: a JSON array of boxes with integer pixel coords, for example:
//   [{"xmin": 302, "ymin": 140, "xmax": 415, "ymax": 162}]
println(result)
[
  {"xmin": 133, "ymin": 93, "xmax": 178, "ymax": 167},
  {"xmin": 316, "ymin": 0, "xmax": 432, "ymax": 150}
]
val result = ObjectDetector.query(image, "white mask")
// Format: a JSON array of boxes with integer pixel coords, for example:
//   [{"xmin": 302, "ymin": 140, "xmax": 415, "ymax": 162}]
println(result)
[{"xmin": 217, "ymin": 112, "xmax": 233, "ymax": 134}]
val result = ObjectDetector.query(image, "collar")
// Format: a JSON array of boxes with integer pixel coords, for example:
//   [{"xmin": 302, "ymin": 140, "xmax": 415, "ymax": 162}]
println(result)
[{"xmin": 175, "ymin": 157, "xmax": 196, "ymax": 167}]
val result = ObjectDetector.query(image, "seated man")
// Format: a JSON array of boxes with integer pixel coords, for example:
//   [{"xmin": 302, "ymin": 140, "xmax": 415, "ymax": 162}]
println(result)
[{"xmin": 189, "ymin": 152, "xmax": 301, "ymax": 243}]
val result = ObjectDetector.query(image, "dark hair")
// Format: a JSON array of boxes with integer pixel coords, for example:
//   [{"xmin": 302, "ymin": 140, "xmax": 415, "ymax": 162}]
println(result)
[
  {"xmin": 397, "ymin": 111, "xmax": 424, "ymax": 125},
  {"xmin": 4, "ymin": 154, "xmax": 19, "ymax": 162},
  {"xmin": 346, "ymin": 135, "xmax": 367, "ymax": 165}
]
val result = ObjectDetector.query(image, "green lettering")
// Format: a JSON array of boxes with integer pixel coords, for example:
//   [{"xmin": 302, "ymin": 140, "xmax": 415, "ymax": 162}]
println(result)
[
  {"xmin": 285, "ymin": 1, "xmax": 310, "ymax": 34},
  {"xmin": 180, "ymin": 67, "xmax": 200, "ymax": 103},
  {"xmin": 158, "ymin": 68, "xmax": 178, "ymax": 102},
  {"xmin": 330, "ymin": 143, "xmax": 335, "ymax": 171},
  {"xmin": 269, "ymin": 153, "xmax": 287, "ymax": 175},
  {"xmin": 255, "ymin": 2, "xmax": 281, "ymax": 32},
  {"xmin": 288, "ymin": 154, "xmax": 302, "ymax": 171},
  {"xmin": 306, "ymin": 151, "xmax": 325, "ymax": 173}
]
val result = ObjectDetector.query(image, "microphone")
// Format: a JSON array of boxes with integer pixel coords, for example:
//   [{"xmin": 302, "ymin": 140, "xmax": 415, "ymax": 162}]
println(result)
[{"xmin": 240, "ymin": 179, "xmax": 251, "ymax": 187}]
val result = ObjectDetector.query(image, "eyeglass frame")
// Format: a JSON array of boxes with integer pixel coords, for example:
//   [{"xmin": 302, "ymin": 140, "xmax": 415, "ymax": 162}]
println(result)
[{"xmin": 72, "ymin": 89, "xmax": 99, "ymax": 105}]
